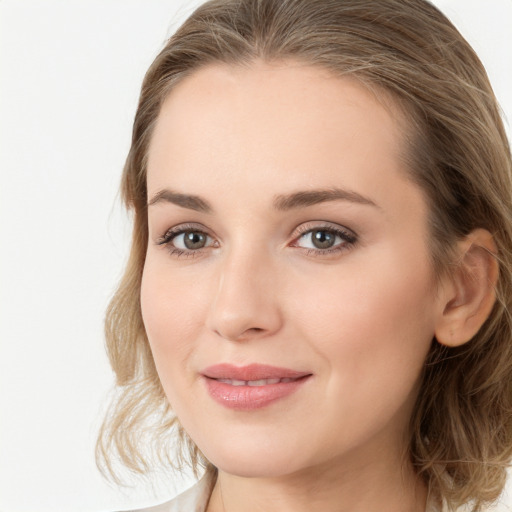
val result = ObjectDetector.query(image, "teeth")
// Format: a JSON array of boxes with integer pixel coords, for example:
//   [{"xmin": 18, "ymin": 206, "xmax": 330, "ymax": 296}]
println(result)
[
  {"xmin": 247, "ymin": 379, "xmax": 266, "ymax": 386},
  {"xmin": 216, "ymin": 377, "xmax": 295, "ymax": 386},
  {"xmin": 248, "ymin": 378, "xmax": 281, "ymax": 386}
]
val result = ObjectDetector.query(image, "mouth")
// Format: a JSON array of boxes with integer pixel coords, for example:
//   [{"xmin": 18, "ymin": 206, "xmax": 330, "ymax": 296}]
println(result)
[
  {"xmin": 201, "ymin": 363, "xmax": 312, "ymax": 410},
  {"xmin": 202, "ymin": 363, "xmax": 311, "ymax": 381},
  {"xmin": 214, "ymin": 377, "xmax": 302, "ymax": 386}
]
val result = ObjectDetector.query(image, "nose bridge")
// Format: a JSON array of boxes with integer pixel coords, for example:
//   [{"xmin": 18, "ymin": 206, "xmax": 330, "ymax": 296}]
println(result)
[{"xmin": 207, "ymin": 239, "xmax": 282, "ymax": 341}]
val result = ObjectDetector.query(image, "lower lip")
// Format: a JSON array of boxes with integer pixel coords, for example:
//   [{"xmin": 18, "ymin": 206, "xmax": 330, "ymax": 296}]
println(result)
[{"xmin": 203, "ymin": 376, "xmax": 311, "ymax": 410}]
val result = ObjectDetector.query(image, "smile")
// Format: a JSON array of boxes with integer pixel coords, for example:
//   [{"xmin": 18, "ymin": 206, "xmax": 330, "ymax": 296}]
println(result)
[
  {"xmin": 201, "ymin": 364, "xmax": 312, "ymax": 410},
  {"xmin": 216, "ymin": 377, "xmax": 299, "ymax": 386}
]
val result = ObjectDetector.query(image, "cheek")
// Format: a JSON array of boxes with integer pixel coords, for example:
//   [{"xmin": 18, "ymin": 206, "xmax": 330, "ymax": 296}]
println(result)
[
  {"xmin": 140, "ymin": 259, "xmax": 209, "ymax": 385},
  {"xmin": 291, "ymin": 249, "xmax": 437, "ymax": 393}
]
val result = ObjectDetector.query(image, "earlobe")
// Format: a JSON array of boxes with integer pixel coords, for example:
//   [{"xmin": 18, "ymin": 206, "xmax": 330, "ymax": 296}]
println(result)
[{"xmin": 434, "ymin": 229, "xmax": 498, "ymax": 347}]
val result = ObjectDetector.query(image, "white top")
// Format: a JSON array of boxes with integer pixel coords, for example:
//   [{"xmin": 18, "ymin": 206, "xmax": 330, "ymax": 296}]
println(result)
[
  {"xmin": 126, "ymin": 472, "xmax": 472, "ymax": 512},
  {"xmin": 125, "ymin": 473, "xmax": 215, "ymax": 512}
]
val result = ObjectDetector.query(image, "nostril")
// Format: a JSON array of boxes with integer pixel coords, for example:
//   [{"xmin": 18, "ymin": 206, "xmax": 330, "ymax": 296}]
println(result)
[{"xmin": 233, "ymin": 327, "xmax": 266, "ymax": 341}]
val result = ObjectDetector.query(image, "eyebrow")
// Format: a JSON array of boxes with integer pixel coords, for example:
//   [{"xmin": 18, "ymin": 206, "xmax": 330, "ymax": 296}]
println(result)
[
  {"xmin": 147, "ymin": 187, "xmax": 379, "ymax": 212},
  {"xmin": 273, "ymin": 187, "xmax": 380, "ymax": 211},
  {"xmin": 148, "ymin": 189, "xmax": 212, "ymax": 213}
]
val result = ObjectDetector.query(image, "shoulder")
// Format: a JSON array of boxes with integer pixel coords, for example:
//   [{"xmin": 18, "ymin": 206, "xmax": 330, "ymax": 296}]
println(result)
[{"xmin": 121, "ymin": 472, "xmax": 216, "ymax": 512}]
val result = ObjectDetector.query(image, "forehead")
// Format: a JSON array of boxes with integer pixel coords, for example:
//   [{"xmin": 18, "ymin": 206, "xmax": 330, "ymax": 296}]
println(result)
[{"xmin": 146, "ymin": 60, "xmax": 416, "ymax": 212}]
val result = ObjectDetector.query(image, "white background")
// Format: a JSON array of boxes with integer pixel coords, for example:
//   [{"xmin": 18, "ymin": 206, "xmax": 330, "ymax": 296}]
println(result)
[{"xmin": 0, "ymin": 1, "xmax": 511, "ymax": 511}]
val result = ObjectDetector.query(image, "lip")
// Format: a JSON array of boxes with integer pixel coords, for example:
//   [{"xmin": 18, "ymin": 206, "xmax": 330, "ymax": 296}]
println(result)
[
  {"xmin": 203, "ymin": 363, "xmax": 310, "ymax": 381},
  {"xmin": 201, "ymin": 363, "xmax": 312, "ymax": 410}
]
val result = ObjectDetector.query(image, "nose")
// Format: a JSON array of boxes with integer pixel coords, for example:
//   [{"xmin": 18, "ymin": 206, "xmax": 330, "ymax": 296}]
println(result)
[{"xmin": 205, "ymin": 246, "xmax": 283, "ymax": 342}]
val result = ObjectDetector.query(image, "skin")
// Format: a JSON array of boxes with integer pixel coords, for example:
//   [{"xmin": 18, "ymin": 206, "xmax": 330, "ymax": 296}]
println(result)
[{"xmin": 141, "ymin": 60, "xmax": 458, "ymax": 512}]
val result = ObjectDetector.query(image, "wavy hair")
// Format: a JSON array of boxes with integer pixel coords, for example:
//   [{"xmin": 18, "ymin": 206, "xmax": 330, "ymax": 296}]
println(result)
[{"xmin": 96, "ymin": 1, "xmax": 512, "ymax": 509}]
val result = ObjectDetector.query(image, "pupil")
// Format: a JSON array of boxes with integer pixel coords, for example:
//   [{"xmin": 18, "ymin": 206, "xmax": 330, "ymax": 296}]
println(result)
[
  {"xmin": 184, "ymin": 231, "xmax": 206, "ymax": 249},
  {"xmin": 312, "ymin": 230, "xmax": 335, "ymax": 249}
]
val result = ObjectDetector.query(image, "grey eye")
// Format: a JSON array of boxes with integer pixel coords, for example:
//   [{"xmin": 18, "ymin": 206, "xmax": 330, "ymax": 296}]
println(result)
[
  {"xmin": 174, "ymin": 231, "xmax": 211, "ymax": 250},
  {"xmin": 297, "ymin": 229, "xmax": 343, "ymax": 250},
  {"xmin": 310, "ymin": 230, "xmax": 336, "ymax": 249}
]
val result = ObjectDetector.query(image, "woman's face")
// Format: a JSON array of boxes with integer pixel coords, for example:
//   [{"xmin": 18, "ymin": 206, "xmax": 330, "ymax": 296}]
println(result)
[{"xmin": 141, "ymin": 61, "xmax": 445, "ymax": 478}]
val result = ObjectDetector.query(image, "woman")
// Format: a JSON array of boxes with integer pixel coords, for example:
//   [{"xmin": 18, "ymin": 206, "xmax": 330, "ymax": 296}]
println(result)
[{"xmin": 97, "ymin": 0, "xmax": 512, "ymax": 511}]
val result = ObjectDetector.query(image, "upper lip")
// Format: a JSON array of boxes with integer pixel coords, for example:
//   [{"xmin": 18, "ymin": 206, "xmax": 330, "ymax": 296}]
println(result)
[{"xmin": 202, "ymin": 363, "xmax": 311, "ymax": 381}]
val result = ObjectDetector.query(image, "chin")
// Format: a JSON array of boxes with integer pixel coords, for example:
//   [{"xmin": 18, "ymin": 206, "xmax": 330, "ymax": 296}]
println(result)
[
  {"xmin": 215, "ymin": 459, "xmax": 298, "ymax": 479},
  {"xmin": 201, "ymin": 443, "xmax": 305, "ymax": 478}
]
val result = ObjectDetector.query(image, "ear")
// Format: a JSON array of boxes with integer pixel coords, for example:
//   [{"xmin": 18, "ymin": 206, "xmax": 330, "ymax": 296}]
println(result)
[{"xmin": 434, "ymin": 228, "xmax": 498, "ymax": 347}]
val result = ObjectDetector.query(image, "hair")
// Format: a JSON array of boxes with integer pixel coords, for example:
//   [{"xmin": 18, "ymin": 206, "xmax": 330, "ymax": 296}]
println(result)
[{"xmin": 96, "ymin": 0, "xmax": 512, "ymax": 509}]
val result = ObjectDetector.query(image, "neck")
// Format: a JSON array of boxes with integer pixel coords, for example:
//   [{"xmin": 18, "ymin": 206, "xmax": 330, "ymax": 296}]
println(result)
[{"xmin": 206, "ymin": 453, "xmax": 427, "ymax": 512}]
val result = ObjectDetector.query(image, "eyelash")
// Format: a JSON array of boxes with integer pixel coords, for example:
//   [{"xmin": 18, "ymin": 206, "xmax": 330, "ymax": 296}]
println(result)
[
  {"xmin": 156, "ymin": 223, "xmax": 216, "ymax": 259},
  {"xmin": 292, "ymin": 223, "xmax": 357, "ymax": 256},
  {"xmin": 156, "ymin": 222, "xmax": 358, "ymax": 259}
]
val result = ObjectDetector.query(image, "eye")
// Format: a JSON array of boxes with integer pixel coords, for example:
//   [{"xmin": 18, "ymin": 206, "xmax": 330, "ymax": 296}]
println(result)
[
  {"xmin": 292, "ymin": 224, "xmax": 357, "ymax": 254},
  {"xmin": 157, "ymin": 224, "xmax": 217, "ymax": 257},
  {"xmin": 302, "ymin": 229, "xmax": 339, "ymax": 249},
  {"xmin": 173, "ymin": 231, "xmax": 211, "ymax": 250}
]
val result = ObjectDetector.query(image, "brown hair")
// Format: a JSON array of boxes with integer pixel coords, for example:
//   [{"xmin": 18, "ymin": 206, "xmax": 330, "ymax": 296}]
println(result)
[{"xmin": 96, "ymin": 1, "xmax": 512, "ymax": 509}]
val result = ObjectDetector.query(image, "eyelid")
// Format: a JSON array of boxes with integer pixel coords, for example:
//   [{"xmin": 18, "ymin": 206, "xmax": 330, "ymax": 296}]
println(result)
[
  {"xmin": 156, "ymin": 222, "xmax": 213, "ymax": 245},
  {"xmin": 291, "ymin": 221, "xmax": 357, "ymax": 240},
  {"xmin": 289, "ymin": 221, "xmax": 358, "ymax": 255},
  {"xmin": 155, "ymin": 223, "xmax": 219, "ymax": 260}
]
